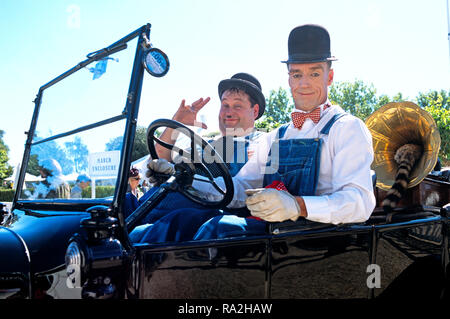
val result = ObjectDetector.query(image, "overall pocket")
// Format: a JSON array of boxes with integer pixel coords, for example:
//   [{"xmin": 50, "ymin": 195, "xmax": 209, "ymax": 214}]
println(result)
[{"xmin": 264, "ymin": 138, "xmax": 321, "ymax": 196}]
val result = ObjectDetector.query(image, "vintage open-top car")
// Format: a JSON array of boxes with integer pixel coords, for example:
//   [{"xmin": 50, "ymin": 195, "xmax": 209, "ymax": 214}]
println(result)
[{"xmin": 0, "ymin": 24, "xmax": 449, "ymax": 300}]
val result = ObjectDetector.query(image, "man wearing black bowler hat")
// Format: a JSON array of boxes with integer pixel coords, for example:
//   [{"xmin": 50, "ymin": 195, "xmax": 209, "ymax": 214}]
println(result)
[
  {"xmin": 191, "ymin": 24, "xmax": 376, "ymax": 240},
  {"xmin": 128, "ymin": 73, "xmax": 266, "ymax": 242},
  {"xmin": 153, "ymin": 72, "xmax": 265, "ymax": 171}
]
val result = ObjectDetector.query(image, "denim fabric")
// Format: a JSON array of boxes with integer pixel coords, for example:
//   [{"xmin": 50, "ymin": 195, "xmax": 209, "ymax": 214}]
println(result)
[
  {"xmin": 194, "ymin": 215, "xmax": 267, "ymax": 240},
  {"xmin": 133, "ymin": 208, "xmax": 221, "ymax": 243},
  {"xmin": 129, "ymin": 134, "xmax": 259, "ymax": 243},
  {"xmin": 215, "ymin": 134, "xmax": 256, "ymax": 177},
  {"xmin": 194, "ymin": 114, "xmax": 346, "ymax": 240},
  {"xmin": 137, "ymin": 188, "xmax": 205, "ymax": 224},
  {"xmin": 193, "ymin": 130, "xmax": 321, "ymax": 240},
  {"xmin": 124, "ymin": 192, "xmax": 139, "ymax": 220},
  {"xmin": 263, "ymin": 137, "xmax": 321, "ymax": 196}
]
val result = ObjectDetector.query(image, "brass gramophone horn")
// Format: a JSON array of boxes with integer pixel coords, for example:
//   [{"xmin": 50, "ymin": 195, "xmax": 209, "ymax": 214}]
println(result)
[{"xmin": 365, "ymin": 101, "xmax": 441, "ymax": 191}]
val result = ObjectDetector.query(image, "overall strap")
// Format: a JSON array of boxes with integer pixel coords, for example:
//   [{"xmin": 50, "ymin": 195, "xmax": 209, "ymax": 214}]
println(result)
[
  {"xmin": 277, "ymin": 123, "xmax": 290, "ymax": 138},
  {"xmin": 320, "ymin": 112, "xmax": 347, "ymax": 135}
]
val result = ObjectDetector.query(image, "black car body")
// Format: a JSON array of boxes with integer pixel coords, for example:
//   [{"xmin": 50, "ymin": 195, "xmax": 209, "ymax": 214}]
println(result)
[{"xmin": 0, "ymin": 24, "xmax": 449, "ymax": 299}]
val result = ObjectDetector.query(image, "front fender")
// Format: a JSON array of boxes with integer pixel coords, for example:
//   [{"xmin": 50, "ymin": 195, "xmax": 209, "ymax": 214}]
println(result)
[
  {"xmin": 0, "ymin": 227, "xmax": 32, "ymax": 298},
  {"xmin": 6, "ymin": 209, "xmax": 90, "ymax": 274}
]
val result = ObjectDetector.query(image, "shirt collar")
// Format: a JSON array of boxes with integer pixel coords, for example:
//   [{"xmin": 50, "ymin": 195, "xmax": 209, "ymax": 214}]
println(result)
[{"xmin": 292, "ymin": 99, "xmax": 331, "ymax": 116}]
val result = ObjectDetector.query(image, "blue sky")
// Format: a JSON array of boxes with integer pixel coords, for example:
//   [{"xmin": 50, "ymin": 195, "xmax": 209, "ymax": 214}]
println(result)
[{"xmin": 1, "ymin": 0, "xmax": 449, "ymax": 169}]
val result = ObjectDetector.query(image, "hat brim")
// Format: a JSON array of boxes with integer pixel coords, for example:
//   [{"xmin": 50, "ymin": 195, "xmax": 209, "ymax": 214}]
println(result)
[
  {"xmin": 281, "ymin": 56, "xmax": 338, "ymax": 64},
  {"xmin": 218, "ymin": 79, "xmax": 266, "ymax": 120}
]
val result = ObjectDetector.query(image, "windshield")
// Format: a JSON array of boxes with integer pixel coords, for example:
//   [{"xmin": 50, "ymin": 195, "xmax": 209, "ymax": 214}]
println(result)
[{"xmin": 18, "ymin": 38, "xmax": 138, "ymax": 201}]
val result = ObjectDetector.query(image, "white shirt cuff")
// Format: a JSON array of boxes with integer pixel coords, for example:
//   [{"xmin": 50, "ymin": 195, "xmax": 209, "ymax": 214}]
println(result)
[{"xmin": 302, "ymin": 195, "xmax": 332, "ymax": 224}]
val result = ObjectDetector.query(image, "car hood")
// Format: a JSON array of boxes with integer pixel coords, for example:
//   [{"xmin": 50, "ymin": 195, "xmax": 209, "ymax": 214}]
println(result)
[{"xmin": 1, "ymin": 209, "xmax": 90, "ymax": 274}]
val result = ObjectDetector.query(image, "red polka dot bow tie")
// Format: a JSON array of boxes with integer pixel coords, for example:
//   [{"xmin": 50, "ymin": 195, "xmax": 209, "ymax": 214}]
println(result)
[{"xmin": 291, "ymin": 104, "xmax": 330, "ymax": 129}]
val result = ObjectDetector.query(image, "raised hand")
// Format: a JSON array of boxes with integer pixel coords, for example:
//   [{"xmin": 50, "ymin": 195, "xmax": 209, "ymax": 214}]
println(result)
[{"xmin": 172, "ymin": 97, "xmax": 210, "ymax": 129}]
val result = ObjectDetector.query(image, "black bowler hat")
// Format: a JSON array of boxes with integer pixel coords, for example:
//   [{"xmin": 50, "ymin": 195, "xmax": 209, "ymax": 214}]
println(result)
[
  {"xmin": 282, "ymin": 24, "xmax": 337, "ymax": 64},
  {"xmin": 218, "ymin": 72, "xmax": 265, "ymax": 119}
]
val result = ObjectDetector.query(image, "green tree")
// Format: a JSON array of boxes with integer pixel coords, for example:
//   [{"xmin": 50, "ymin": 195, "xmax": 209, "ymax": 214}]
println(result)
[
  {"xmin": 329, "ymin": 80, "xmax": 406, "ymax": 121},
  {"xmin": 64, "ymin": 136, "xmax": 89, "ymax": 173},
  {"xmin": 330, "ymin": 81, "xmax": 449, "ymax": 165},
  {"xmin": 0, "ymin": 130, "xmax": 13, "ymax": 182},
  {"xmin": 415, "ymin": 90, "xmax": 450, "ymax": 165},
  {"xmin": 416, "ymin": 90, "xmax": 449, "ymax": 110},
  {"xmin": 376, "ymin": 92, "xmax": 405, "ymax": 109},
  {"xmin": 105, "ymin": 136, "xmax": 122, "ymax": 152},
  {"xmin": 106, "ymin": 126, "xmax": 160, "ymax": 162},
  {"xmin": 329, "ymin": 80, "xmax": 379, "ymax": 121},
  {"xmin": 131, "ymin": 126, "xmax": 149, "ymax": 162},
  {"xmin": 26, "ymin": 154, "xmax": 40, "ymax": 176},
  {"xmin": 255, "ymin": 87, "xmax": 294, "ymax": 131}
]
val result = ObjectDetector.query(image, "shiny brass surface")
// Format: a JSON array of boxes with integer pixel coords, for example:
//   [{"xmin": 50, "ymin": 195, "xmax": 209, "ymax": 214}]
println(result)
[{"xmin": 365, "ymin": 101, "xmax": 441, "ymax": 190}]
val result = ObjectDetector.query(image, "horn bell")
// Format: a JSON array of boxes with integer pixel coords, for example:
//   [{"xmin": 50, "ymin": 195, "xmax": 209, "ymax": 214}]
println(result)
[{"xmin": 365, "ymin": 101, "xmax": 441, "ymax": 191}]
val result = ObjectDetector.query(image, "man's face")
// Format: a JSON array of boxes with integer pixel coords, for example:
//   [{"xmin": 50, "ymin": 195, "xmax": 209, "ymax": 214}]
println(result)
[
  {"xmin": 288, "ymin": 62, "xmax": 334, "ymax": 112},
  {"xmin": 80, "ymin": 181, "xmax": 90, "ymax": 189},
  {"xmin": 128, "ymin": 176, "xmax": 140, "ymax": 190},
  {"xmin": 218, "ymin": 90, "xmax": 259, "ymax": 136}
]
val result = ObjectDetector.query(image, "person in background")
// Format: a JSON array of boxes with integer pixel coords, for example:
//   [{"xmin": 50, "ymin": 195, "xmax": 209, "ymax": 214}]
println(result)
[
  {"xmin": 70, "ymin": 174, "xmax": 91, "ymax": 199},
  {"xmin": 124, "ymin": 167, "xmax": 142, "ymax": 219},
  {"xmin": 29, "ymin": 158, "xmax": 70, "ymax": 199}
]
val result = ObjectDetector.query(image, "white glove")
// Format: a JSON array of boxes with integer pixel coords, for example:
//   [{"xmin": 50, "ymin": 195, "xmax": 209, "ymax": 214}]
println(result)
[
  {"xmin": 245, "ymin": 188, "xmax": 300, "ymax": 222},
  {"xmin": 146, "ymin": 159, "xmax": 175, "ymax": 184}
]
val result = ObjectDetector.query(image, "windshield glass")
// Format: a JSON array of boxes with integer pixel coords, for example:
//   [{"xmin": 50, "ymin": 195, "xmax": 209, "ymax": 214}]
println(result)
[
  {"xmin": 18, "ymin": 38, "xmax": 138, "ymax": 201},
  {"xmin": 34, "ymin": 39, "xmax": 137, "ymax": 140}
]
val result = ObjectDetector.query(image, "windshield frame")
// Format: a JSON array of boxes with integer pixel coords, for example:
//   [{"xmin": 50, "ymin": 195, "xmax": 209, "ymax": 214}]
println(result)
[{"xmin": 12, "ymin": 24, "xmax": 151, "ymax": 219}]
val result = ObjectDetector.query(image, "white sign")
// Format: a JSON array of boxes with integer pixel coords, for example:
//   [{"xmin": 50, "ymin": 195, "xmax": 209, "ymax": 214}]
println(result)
[{"xmin": 88, "ymin": 151, "xmax": 120, "ymax": 178}]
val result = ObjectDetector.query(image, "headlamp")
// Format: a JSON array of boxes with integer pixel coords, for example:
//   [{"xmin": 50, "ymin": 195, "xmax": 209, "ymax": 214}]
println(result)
[
  {"xmin": 65, "ymin": 240, "xmax": 85, "ymax": 289},
  {"xmin": 64, "ymin": 206, "xmax": 128, "ymax": 298}
]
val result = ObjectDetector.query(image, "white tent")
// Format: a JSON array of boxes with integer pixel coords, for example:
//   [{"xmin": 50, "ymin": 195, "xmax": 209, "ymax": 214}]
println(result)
[
  {"xmin": 24, "ymin": 173, "xmax": 44, "ymax": 182},
  {"xmin": 5, "ymin": 163, "xmax": 43, "ymax": 189},
  {"xmin": 5, "ymin": 173, "xmax": 43, "ymax": 182},
  {"xmin": 5, "ymin": 173, "xmax": 43, "ymax": 190}
]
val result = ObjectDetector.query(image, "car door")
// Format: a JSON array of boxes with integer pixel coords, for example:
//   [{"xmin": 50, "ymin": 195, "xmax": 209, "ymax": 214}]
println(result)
[
  {"xmin": 130, "ymin": 237, "xmax": 269, "ymax": 298},
  {"xmin": 369, "ymin": 207, "xmax": 446, "ymax": 299},
  {"xmin": 268, "ymin": 221, "xmax": 373, "ymax": 298}
]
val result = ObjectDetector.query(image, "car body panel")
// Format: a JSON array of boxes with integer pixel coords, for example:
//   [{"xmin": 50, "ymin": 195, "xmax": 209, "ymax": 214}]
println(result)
[
  {"xmin": 0, "ymin": 227, "xmax": 31, "ymax": 298},
  {"xmin": 134, "ymin": 239, "xmax": 268, "ymax": 299},
  {"xmin": 125, "ymin": 213, "xmax": 447, "ymax": 299},
  {"xmin": 5, "ymin": 209, "xmax": 89, "ymax": 274}
]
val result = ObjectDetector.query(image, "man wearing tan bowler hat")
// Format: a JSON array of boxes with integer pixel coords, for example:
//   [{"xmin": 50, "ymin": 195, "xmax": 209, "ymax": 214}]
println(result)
[{"xmin": 192, "ymin": 24, "xmax": 376, "ymax": 240}]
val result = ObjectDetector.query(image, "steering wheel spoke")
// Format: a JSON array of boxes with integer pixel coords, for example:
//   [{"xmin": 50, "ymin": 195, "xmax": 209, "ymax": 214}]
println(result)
[{"xmin": 192, "ymin": 175, "xmax": 226, "ymax": 196}]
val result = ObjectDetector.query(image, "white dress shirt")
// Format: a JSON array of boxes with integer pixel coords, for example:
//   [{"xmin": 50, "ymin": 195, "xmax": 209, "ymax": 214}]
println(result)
[{"xmin": 194, "ymin": 102, "xmax": 376, "ymax": 225}]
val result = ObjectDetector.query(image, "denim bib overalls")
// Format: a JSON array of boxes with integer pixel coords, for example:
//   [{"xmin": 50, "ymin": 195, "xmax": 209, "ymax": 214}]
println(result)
[
  {"xmin": 129, "ymin": 132, "xmax": 261, "ymax": 243},
  {"xmin": 215, "ymin": 133, "xmax": 258, "ymax": 178},
  {"xmin": 194, "ymin": 112, "xmax": 347, "ymax": 240}
]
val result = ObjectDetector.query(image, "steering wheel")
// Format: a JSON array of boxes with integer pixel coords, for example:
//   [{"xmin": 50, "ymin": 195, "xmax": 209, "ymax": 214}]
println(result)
[{"xmin": 146, "ymin": 119, "xmax": 234, "ymax": 209}]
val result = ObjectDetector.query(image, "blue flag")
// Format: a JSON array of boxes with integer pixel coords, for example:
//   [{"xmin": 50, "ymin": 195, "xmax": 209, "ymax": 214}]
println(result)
[
  {"xmin": 88, "ymin": 57, "xmax": 118, "ymax": 80},
  {"xmin": 89, "ymin": 59, "xmax": 108, "ymax": 80}
]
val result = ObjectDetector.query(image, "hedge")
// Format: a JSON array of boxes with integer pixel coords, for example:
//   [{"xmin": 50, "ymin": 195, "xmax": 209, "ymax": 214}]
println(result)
[
  {"xmin": 81, "ymin": 186, "xmax": 115, "ymax": 199},
  {"xmin": 0, "ymin": 189, "xmax": 15, "ymax": 202}
]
